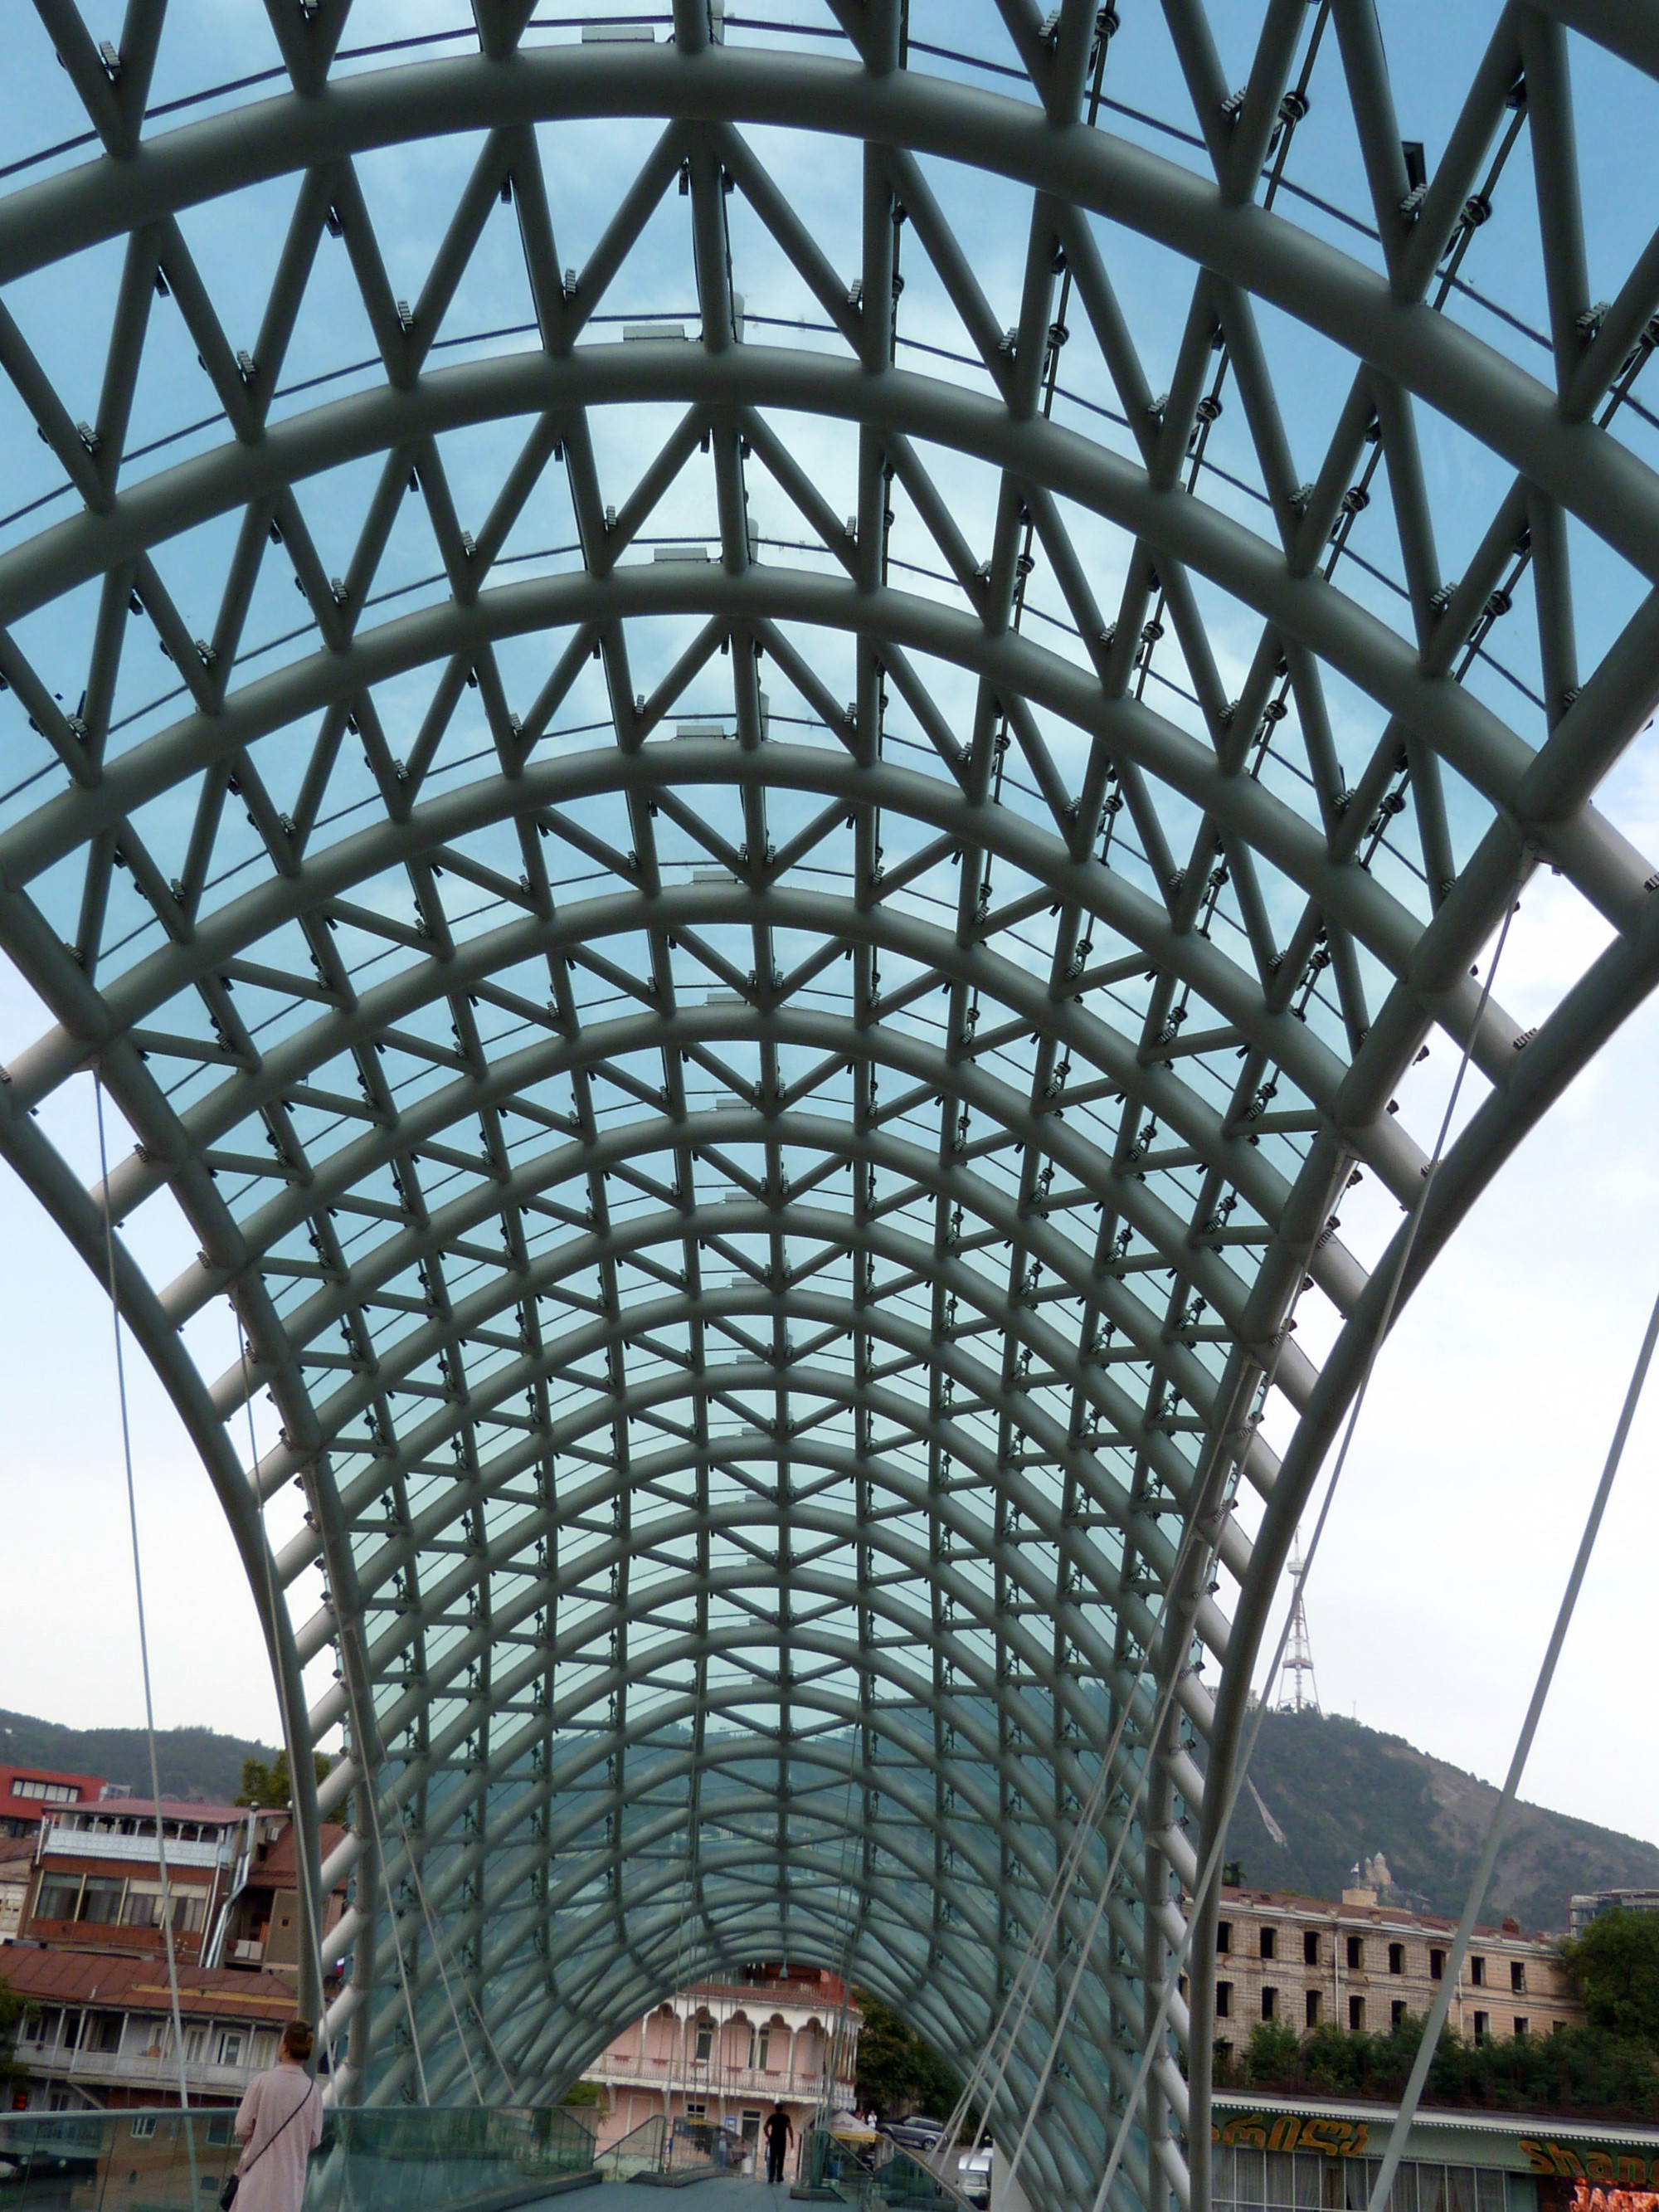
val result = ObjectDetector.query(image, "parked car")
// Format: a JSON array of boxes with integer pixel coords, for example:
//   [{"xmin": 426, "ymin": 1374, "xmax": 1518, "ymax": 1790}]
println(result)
[
  {"xmin": 958, "ymin": 2140, "xmax": 993, "ymax": 2207},
  {"xmin": 887, "ymin": 2116, "xmax": 946, "ymax": 2152}
]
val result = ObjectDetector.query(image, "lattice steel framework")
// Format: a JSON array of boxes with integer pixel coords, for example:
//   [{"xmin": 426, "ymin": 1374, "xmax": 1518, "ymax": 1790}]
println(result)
[{"xmin": 2, "ymin": 0, "xmax": 1658, "ymax": 2205}]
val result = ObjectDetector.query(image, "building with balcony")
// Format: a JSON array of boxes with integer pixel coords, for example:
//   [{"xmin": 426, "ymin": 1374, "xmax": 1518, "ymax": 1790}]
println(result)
[
  {"xmin": 0, "ymin": 1768, "xmax": 107, "ymax": 1839},
  {"xmin": 1208, "ymin": 1884, "xmax": 1584, "ymax": 2054},
  {"xmin": 583, "ymin": 1966, "xmax": 861, "ymax": 2167},
  {"xmin": 2, "ymin": 1943, "xmax": 302, "ymax": 2111},
  {"xmin": 15, "ymin": 1803, "xmax": 346, "ymax": 1988},
  {"xmin": 18, "ymin": 1802, "xmax": 248, "ymax": 1970}
]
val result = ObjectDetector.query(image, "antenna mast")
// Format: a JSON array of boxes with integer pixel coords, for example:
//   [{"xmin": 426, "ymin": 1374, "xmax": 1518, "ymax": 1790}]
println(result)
[{"xmin": 1275, "ymin": 1530, "xmax": 1322, "ymax": 1713}]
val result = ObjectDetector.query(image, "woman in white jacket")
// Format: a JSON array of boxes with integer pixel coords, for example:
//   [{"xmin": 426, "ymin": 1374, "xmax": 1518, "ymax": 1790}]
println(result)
[{"xmin": 230, "ymin": 2020, "xmax": 324, "ymax": 2212}]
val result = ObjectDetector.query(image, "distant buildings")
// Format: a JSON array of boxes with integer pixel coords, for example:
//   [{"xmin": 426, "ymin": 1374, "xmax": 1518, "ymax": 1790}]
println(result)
[
  {"xmin": 0, "ymin": 1767, "xmax": 108, "ymax": 1839},
  {"xmin": 1207, "ymin": 1881, "xmax": 1584, "ymax": 2053},
  {"xmin": 583, "ymin": 1965, "xmax": 860, "ymax": 2168},
  {"xmin": 2, "ymin": 1801, "xmax": 346, "ymax": 2112},
  {"xmin": 1567, "ymin": 1887, "xmax": 1659, "ymax": 1936}
]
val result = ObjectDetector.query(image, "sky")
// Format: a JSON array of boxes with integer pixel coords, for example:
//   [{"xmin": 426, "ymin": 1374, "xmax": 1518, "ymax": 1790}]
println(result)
[{"xmin": 2, "ymin": 0, "xmax": 1659, "ymax": 1873}]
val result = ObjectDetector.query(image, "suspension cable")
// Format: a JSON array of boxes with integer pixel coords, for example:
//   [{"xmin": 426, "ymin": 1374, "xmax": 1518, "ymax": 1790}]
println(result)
[
  {"xmin": 995, "ymin": 1147, "xmax": 1357, "ymax": 2200},
  {"xmin": 1087, "ymin": 875, "xmax": 1528, "ymax": 2212},
  {"xmin": 91, "ymin": 1074, "xmax": 198, "ymax": 2186},
  {"xmin": 938, "ymin": 1130, "xmax": 1353, "ymax": 2171},
  {"xmin": 1364, "ymin": 1274, "xmax": 1659, "ymax": 2212},
  {"xmin": 235, "ymin": 1333, "xmax": 339, "ymax": 2090}
]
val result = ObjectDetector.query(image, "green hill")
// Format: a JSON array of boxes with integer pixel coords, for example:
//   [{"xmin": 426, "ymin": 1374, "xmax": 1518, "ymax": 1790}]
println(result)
[
  {"xmin": 1224, "ymin": 1708, "xmax": 1659, "ymax": 1934},
  {"xmin": 0, "ymin": 1708, "xmax": 279, "ymax": 1807}
]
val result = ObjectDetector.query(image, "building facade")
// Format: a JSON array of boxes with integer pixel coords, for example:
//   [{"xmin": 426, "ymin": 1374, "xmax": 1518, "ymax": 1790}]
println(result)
[
  {"xmin": 1211, "ymin": 2089, "xmax": 1659, "ymax": 2212},
  {"xmin": 1209, "ymin": 1885, "xmax": 1583, "ymax": 2052},
  {"xmin": 19, "ymin": 1802, "xmax": 251, "ymax": 1970},
  {"xmin": 0, "ymin": 1768, "xmax": 107, "ymax": 1839},
  {"xmin": 584, "ymin": 1966, "xmax": 860, "ymax": 2168},
  {"xmin": 2, "ymin": 1945, "xmax": 300, "ymax": 2112},
  {"xmin": 0, "ymin": 1835, "xmax": 34, "ymax": 1941},
  {"xmin": 1567, "ymin": 1889, "xmax": 1659, "ymax": 1937},
  {"xmin": 16, "ymin": 1801, "xmax": 345, "ymax": 1988}
]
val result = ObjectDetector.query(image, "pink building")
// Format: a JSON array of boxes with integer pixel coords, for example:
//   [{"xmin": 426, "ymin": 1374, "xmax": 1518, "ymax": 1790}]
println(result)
[{"xmin": 586, "ymin": 1965, "xmax": 861, "ymax": 2171}]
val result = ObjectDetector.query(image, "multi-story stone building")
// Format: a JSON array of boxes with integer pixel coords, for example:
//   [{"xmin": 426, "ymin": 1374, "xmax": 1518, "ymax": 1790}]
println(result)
[
  {"xmin": 1207, "ymin": 1882, "xmax": 1583, "ymax": 2054},
  {"xmin": 584, "ymin": 1965, "xmax": 860, "ymax": 2168}
]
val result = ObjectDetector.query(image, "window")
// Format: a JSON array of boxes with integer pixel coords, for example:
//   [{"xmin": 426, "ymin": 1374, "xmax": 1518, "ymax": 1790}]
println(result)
[
  {"xmin": 205, "ymin": 2118, "xmax": 232, "ymax": 2148},
  {"xmin": 1511, "ymin": 1961, "xmax": 1526, "ymax": 1994},
  {"xmin": 1473, "ymin": 2011, "xmax": 1490, "ymax": 2043},
  {"xmin": 216, "ymin": 2031, "xmax": 245, "ymax": 2068},
  {"xmin": 14, "ymin": 1780, "xmax": 80, "ymax": 1804},
  {"xmin": 1515, "ymin": 2018, "xmax": 1530, "ymax": 2039},
  {"xmin": 1259, "ymin": 1927, "xmax": 1277, "ymax": 1961},
  {"xmin": 684, "ymin": 2102, "xmax": 707, "ymax": 2123},
  {"xmin": 1430, "ymin": 1948, "xmax": 1446, "ymax": 1981},
  {"xmin": 1303, "ymin": 1932, "xmax": 1320, "ymax": 1966},
  {"xmin": 1392, "ymin": 2001, "xmax": 1406, "ymax": 2029},
  {"xmin": 1216, "ymin": 1922, "xmax": 1233, "ymax": 1956},
  {"xmin": 694, "ymin": 2020, "xmax": 713, "ymax": 2062},
  {"xmin": 90, "ymin": 2015, "xmax": 122, "ymax": 2053},
  {"xmin": 1215, "ymin": 1982, "xmax": 1233, "ymax": 2020},
  {"xmin": 1305, "ymin": 1990, "xmax": 1321, "ymax": 2029},
  {"xmin": 1346, "ymin": 1936, "xmax": 1364, "ymax": 1971},
  {"xmin": 1348, "ymin": 1996, "xmax": 1365, "ymax": 2032},
  {"xmin": 1469, "ymin": 1956, "xmax": 1486, "ymax": 1987},
  {"xmin": 130, "ymin": 2117, "xmax": 158, "ymax": 2141},
  {"xmin": 1261, "ymin": 1987, "xmax": 1277, "ymax": 2022},
  {"xmin": 77, "ymin": 1878, "xmax": 123, "ymax": 1926},
  {"xmin": 35, "ymin": 1879, "xmax": 81, "ymax": 1922},
  {"xmin": 1389, "ymin": 1943, "xmax": 1404, "ymax": 1976},
  {"xmin": 184, "ymin": 2027, "xmax": 207, "ymax": 2063}
]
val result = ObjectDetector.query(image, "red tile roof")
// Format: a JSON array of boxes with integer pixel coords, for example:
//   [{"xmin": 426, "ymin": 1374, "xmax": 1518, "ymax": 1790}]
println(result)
[{"xmin": 0, "ymin": 1944, "xmax": 297, "ymax": 2018}]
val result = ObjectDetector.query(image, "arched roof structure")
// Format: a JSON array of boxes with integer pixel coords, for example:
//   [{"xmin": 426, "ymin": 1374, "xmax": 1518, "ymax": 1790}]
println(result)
[{"xmin": 2, "ymin": 2, "xmax": 1659, "ymax": 2206}]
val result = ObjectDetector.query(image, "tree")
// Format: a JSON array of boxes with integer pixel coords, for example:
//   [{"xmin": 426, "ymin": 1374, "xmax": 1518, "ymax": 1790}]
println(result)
[
  {"xmin": 854, "ymin": 1994, "xmax": 967, "ymax": 2125},
  {"xmin": 1563, "ymin": 1909, "xmax": 1659, "ymax": 2045},
  {"xmin": 1, "ymin": 1975, "xmax": 34, "ymax": 2096},
  {"xmin": 236, "ymin": 1750, "xmax": 333, "ymax": 1809}
]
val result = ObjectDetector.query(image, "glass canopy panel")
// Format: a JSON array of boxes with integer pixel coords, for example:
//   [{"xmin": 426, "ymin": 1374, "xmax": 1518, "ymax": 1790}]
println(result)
[{"xmin": 2, "ymin": 6, "xmax": 1658, "ymax": 2212}]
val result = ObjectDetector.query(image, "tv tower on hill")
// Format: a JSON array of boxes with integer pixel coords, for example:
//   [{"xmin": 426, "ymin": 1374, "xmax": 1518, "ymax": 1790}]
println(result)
[{"xmin": 1274, "ymin": 1531, "xmax": 1322, "ymax": 1713}]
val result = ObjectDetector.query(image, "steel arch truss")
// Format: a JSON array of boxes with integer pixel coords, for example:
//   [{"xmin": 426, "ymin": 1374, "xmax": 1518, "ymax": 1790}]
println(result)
[{"xmin": 3, "ymin": 1, "xmax": 1659, "ymax": 2205}]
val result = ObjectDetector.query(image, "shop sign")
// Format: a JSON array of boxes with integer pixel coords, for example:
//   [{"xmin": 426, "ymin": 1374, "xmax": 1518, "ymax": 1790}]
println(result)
[{"xmin": 1213, "ymin": 2114, "xmax": 1370, "ymax": 2157}]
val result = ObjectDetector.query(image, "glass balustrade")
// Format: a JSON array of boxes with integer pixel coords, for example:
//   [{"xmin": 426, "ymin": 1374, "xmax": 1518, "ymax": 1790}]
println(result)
[{"xmin": 0, "ymin": 2103, "xmax": 597, "ymax": 2212}]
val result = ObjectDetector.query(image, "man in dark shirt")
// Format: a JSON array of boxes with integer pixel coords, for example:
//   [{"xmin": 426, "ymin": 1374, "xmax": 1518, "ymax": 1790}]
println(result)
[{"xmin": 763, "ymin": 2105, "xmax": 794, "ymax": 2185}]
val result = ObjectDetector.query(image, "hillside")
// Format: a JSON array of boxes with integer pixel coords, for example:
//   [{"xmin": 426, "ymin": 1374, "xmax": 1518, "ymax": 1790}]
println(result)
[
  {"xmin": 0, "ymin": 1708, "xmax": 278, "ymax": 1807},
  {"xmin": 1225, "ymin": 1708, "xmax": 1659, "ymax": 1934}
]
